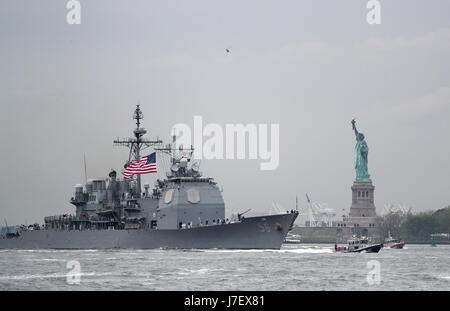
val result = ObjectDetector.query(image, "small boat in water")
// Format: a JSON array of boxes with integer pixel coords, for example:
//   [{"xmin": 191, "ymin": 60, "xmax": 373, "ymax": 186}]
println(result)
[
  {"xmin": 283, "ymin": 232, "xmax": 301, "ymax": 244},
  {"xmin": 384, "ymin": 235, "xmax": 405, "ymax": 249},
  {"xmin": 335, "ymin": 236, "xmax": 382, "ymax": 253}
]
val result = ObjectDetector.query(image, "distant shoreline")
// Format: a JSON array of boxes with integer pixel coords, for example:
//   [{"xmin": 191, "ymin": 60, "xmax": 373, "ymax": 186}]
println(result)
[{"xmin": 294, "ymin": 241, "xmax": 450, "ymax": 245}]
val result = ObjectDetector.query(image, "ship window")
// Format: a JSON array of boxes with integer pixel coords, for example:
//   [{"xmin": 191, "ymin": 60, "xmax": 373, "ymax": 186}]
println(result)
[
  {"xmin": 187, "ymin": 189, "xmax": 200, "ymax": 204},
  {"xmin": 164, "ymin": 189, "xmax": 174, "ymax": 204}
]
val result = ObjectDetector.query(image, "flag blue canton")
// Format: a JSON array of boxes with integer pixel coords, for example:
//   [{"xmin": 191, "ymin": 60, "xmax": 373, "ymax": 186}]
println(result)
[{"xmin": 146, "ymin": 152, "xmax": 156, "ymax": 164}]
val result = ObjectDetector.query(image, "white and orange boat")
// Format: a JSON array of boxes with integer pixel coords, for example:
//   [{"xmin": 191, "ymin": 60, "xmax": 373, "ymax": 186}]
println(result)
[{"xmin": 384, "ymin": 235, "xmax": 405, "ymax": 249}]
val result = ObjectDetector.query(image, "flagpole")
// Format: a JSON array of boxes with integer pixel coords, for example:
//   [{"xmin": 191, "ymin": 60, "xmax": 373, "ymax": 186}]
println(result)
[
  {"xmin": 83, "ymin": 153, "xmax": 87, "ymax": 184},
  {"xmin": 135, "ymin": 106, "xmax": 142, "ymax": 197},
  {"xmin": 4, "ymin": 218, "xmax": 9, "ymax": 234},
  {"xmin": 113, "ymin": 105, "xmax": 163, "ymax": 198}
]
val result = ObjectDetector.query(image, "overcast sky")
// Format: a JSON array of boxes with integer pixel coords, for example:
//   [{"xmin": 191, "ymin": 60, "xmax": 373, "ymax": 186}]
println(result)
[{"xmin": 1, "ymin": 0, "xmax": 449, "ymax": 224}]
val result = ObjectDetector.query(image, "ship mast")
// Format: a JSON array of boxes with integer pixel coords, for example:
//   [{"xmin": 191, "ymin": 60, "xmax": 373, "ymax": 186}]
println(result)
[
  {"xmin": 113, "ymin": 105, "xmax": 162, "ymax": 196},
  {"xmin": 155, "ymin": 128, "xmax": 194, "ymax": 177}
]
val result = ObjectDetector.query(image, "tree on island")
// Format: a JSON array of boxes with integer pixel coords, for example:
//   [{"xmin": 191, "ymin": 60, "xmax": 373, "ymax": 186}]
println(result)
[{"xmin": 382, "ymin": 206, "xmax": 450, "ymax": 241}]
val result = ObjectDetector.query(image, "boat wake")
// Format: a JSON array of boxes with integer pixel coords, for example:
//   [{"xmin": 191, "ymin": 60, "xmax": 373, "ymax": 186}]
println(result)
[
  {"xmin": 0, "ymin": 271, "xmax": 115, "ymax": 281},
  {"xmin": 192, "ymin": 247, "xmax": 333, "ymax": 254}
]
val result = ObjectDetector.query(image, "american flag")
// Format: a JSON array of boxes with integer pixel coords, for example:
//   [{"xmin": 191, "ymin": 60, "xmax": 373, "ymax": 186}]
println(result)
[{"xmin": 124, "ymin": 152, "xmax": 157, "ymax": 179}]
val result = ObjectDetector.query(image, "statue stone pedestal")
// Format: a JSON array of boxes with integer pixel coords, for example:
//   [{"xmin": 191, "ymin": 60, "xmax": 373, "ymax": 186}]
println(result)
[
  {"xmin": 343, "ymin": 181, "xmax": 382, "ymax": 237},
  {"xmin": 349, "ymin": 182, "xmax": 376, "ymax": 217},
  {"xmin": 333, "ymin": 181, "xmax": 382, "ymax": 240}
]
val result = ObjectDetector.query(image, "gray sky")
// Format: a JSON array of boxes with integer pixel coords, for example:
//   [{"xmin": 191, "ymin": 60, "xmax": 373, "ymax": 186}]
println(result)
[{"xmin": 1, "ymin": 0, "xmax": 450, "ymax": 224}]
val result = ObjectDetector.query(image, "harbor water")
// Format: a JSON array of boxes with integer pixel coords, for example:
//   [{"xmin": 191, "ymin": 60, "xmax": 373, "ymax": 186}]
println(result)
[{"xmin": 0, "ymin": 244, "xmax": 448, "ymax": 290}]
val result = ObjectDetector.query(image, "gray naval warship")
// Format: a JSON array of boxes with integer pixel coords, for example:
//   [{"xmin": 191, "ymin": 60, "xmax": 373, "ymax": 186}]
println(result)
[{"xmin": 0, "ymin": 106, "xmax": 297, "ymax": 249}]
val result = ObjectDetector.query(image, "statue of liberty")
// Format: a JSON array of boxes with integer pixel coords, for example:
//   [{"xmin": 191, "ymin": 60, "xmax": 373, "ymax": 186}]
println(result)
[{"xmin": 351, "ymin": 118, "xmax": 371, "ymax": 182}]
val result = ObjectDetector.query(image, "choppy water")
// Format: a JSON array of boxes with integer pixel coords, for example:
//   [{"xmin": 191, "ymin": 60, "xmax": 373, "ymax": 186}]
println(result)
[{"xmin": 0, "ymin": 244, "xmax": 448, "ymax": 290}]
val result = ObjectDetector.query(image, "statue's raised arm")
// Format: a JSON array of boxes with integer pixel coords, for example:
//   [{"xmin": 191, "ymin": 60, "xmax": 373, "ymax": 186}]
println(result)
[{"xmin": 351, "ymin": 118, "xmax": 359, "ymax": 137}]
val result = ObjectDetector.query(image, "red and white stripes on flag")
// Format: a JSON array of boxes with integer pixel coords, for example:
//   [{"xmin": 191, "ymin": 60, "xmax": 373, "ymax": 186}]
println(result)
[{"xmin": 124, "ymin": 152, "xmax": 157, "ymax": 179}]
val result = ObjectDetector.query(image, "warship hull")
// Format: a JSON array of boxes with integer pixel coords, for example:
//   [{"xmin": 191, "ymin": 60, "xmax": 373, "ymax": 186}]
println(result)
[{"xmin": 0, "ymin": 213, "xmax": 296, "ymax": 249}]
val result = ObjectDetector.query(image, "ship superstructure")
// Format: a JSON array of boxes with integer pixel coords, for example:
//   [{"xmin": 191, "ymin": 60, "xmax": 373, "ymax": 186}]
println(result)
[{"xmin": 1, "ymin": 106, "xmax": 298, "ymax": 249}]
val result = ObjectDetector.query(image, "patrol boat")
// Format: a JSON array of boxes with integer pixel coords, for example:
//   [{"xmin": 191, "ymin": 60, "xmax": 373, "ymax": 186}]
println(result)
[
  {"xmin": 0, "ymin": 106, "xmax": 297, "ymax": 249},
  {"xmin": 383, "ymin": 235, "xmax": 405, "ymax": 249},
  {"xmin": 334, "ymin": 236, "xmax": 382, "ymax": 253}
]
